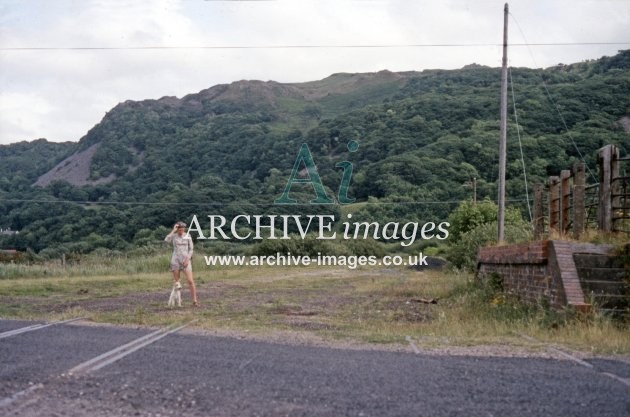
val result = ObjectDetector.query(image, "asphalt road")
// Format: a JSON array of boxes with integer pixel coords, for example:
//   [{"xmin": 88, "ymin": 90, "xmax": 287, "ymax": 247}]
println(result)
[{"xmin": 0, "ymin": 319, "xmax": 629, "ymax": 417}]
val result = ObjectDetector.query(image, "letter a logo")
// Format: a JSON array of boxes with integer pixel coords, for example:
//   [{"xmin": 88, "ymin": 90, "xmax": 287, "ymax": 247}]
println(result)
[{"xmin": 274, "ymin": 143, "xmax": 334, "ymax": 204}]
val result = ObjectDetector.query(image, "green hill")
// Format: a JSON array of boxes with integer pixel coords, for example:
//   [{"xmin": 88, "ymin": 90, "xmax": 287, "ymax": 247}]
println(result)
[{"xmin": 1, "ymin": 50, "xmax": 628, "ymax": 253}]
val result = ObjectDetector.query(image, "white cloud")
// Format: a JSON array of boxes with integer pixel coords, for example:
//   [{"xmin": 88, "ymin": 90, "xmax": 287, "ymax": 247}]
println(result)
[
  {"xmin": 0, "ymin": 92, "xmax": 53, "ymax": 140},
  {"xmin": 0, "ymin": 0, "xmax": 628, "ymax": 144}
]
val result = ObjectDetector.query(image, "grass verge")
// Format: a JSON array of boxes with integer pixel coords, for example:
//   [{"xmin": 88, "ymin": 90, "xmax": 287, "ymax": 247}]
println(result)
[{"xmin": 1, "ymin": 261, "xmax": 628, "ymax": 355}]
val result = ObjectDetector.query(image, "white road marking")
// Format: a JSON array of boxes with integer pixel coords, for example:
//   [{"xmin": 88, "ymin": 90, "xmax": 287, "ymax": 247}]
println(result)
[
  {"xmin": 518, "ymin": 333, "xmax": 593, "ymax": 368},
  {"xmin": 0, "ymin": 320, "xmax": 197, "ymax": 410},
  {"xmin": 0, "ymin": 384, "xmax": 43, "ymax": 409},
  {"xmin": 0, "ymin": 318, "xmax": 84, "ymax": 340},
  {"xmin": 69, "ymin": 320, "xmax": 196, "ymax": 375},
  {"xmin": 518, "ymin": 333, "xmax": 630, "ymax": 389},
  {"xmin": 239, "ymin": 353, "xmax": 262, "ymax": 370},
  {"xmin": 546, "ymin": 347, "xmax": 594, "ymax": 368},
  {"xmin": 601, "ymin": 372, "xmax": 630, "ymax": 388},
  {"xmin": 67, "ymin": 328, "xmax": 165, "ymax": 374}
]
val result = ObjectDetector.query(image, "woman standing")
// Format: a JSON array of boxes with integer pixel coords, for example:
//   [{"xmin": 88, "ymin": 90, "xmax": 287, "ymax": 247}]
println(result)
[{"xmin": 165, "ymin": 221, "xmax": 198, "ymax": 306}]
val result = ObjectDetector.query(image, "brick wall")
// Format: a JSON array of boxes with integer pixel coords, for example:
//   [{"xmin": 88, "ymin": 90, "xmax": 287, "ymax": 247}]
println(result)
[{"xmin": 477, "ymin": 241, "xmax": 589, "ymax": 310}]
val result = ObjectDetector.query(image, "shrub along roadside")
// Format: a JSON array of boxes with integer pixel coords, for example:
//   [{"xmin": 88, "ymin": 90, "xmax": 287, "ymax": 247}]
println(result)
[
  {"xmin": 445, "ymin": 199, "xmax": 532, "ymax": 271},
  {"xmin": 248, "ymin": 233, "xmax": 386, "ymax": 257},
  {"xmin": 446, "ymin": 220, "xmax": 532, "ymax": 271}
]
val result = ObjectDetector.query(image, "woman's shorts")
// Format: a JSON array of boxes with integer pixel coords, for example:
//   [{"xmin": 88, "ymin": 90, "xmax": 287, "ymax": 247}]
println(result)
[{"xmin": 170, "ymin": 258, "xmax": 192, "ymax": 272}]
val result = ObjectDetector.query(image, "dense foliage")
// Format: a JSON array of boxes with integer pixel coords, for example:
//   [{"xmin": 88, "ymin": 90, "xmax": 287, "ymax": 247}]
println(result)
[
  {"xmin": 445, "ymin": 200, "xmax": 532, "ymax": 271},
  {"xmin": 0, "ymin": 139, "xmax": 75, "ymax": 192},
  {"xmin": 0, "ymin": 50, "xmax": 628, "ymax": 254}
]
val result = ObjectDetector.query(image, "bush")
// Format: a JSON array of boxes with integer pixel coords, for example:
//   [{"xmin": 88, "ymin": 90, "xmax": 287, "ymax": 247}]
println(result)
[
  {"xmin": 446, "ymin": 220, "xmax": 532, "ymax": 271},
  {"xmin": 248, "ymin": 237, "xmax": 302, "ymax": 256},
  {"xmin": 196, "ymin": 240, "xmax": 250, "ymax": 256},
  {"xmin": 344, "ymin": 238, "xmax": 386, "ymax": 258},
  {"xmin": 448, "ymin": 199, "xmax": 523, "ymax": 240},
  {"xmin": 38, "ymin": 245, "xmax": 69, "ymax": 259},
  {"xmin": 248, "ymin": 233, "xmax": 385, "ymax": 258}
]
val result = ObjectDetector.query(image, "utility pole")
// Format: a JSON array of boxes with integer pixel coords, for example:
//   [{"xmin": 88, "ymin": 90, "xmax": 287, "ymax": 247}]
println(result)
[{"xmin": 497, "ymin": 2, "xmax": 509, "ymax": 243}]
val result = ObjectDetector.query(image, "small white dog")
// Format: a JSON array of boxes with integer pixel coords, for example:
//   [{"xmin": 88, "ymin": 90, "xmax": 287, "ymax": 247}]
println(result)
[{"xmin": 167, "ymin": 281, "xmax": 182, "ymax": 307}]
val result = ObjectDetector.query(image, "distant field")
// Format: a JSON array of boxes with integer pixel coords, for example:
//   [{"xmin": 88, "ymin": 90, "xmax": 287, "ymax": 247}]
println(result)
[{"xmin": 0, "ymin": 258, "xmax": 629, "ymax": 355}]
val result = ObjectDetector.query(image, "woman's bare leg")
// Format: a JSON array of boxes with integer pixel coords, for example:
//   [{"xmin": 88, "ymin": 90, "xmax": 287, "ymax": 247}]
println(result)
[
  {"xmin": 172, "ymin": 270, "xmax": 180, "ymax": 284},
  {"xmin": 184, "ymin": 269, "xmax": 198, "ymax": 305}
]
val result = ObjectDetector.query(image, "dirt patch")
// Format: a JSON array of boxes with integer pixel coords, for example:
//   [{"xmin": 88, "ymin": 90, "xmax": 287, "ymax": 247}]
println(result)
[
  {"xmin": 33, "ymin": 143, "xmax": 145, "ymax": 187},
  {"xmin": 388, "ymin": 300, "xmax": 434, "ymax": 323},
  {"xmin": 34, "ymin": 144, "xmax": 115, "ymax": 187}
]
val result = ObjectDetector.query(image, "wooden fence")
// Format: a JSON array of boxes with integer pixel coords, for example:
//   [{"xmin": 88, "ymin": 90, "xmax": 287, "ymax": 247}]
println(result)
[{"xmin": 533, "ymin": 144, "xmax": 629, "ymax": 239}]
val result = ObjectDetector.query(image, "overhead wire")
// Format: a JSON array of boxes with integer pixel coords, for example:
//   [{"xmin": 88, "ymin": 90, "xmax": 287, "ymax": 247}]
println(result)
[
  {"xmin": 0, "ymin": 198, "xmax": 532, "ymax": 206},
  {"xmin": 508, "ymin": 12, "xmax": 599, "ymax": 182},
  {"xmin": 1, "ymin": 42, "xmax": 629, "ymax": 51},
  {"xmin": 0, "ymin": 13, "xmax": 615, "ymax": 213},
  {"xmin": 509, "ymin": 67, "xmax": 533, "ymax": 223}
]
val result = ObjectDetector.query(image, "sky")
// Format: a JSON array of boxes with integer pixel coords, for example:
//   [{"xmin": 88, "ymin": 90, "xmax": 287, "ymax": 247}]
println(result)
[{"xmin": 0, "ymin": 0, "xmax": 628, "ymax": 145}]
